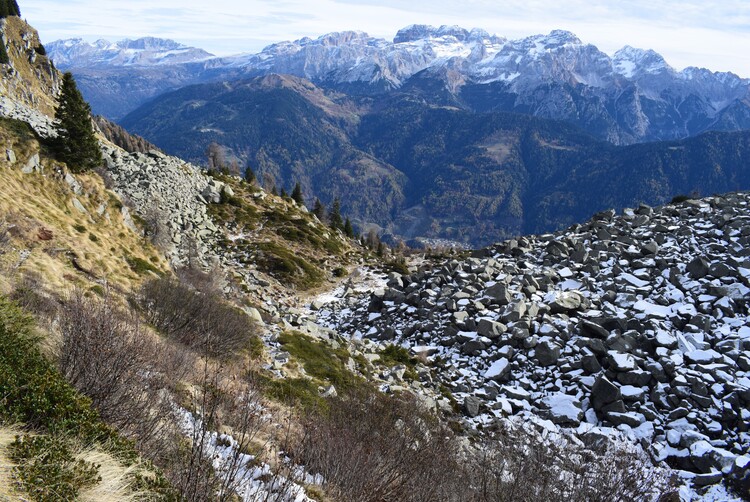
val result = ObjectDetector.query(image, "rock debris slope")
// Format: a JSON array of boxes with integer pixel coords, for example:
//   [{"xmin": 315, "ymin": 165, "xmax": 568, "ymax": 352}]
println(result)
[{"xmin": 317, "ymin": 193, "xmax": 750, "ymax": 491}]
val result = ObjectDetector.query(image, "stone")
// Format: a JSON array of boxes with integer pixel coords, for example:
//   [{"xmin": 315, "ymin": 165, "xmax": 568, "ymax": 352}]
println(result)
[
  {"xmin": 581, "ymin": 354, "xmax": 602, "ymax": 373},
  {"xmin": 72, "ymin": 197, "xmax": 88, "ymax": 214},
  {"xmin": 548, "ymin": 291, "xmax": 586, "ymax": 313},
  {"xmin": 541, "ymin": 393, "xmax": 583, "ymax": 426},
  {"xmin": 484, "ymin": 282, "xmax": 512, "ymax": 305},
  {"xmin": 320, "ymin": 385, "xmax": 337, "ymax": 398},
  {"xmin": 477, "ymin": 318, "xmax": 506, "ymax": 339},
  {"xmin": 463, "ymin": 395, "xmax": 482, "ymax": 417},
  {"xmin": 591, "ymin": 375, "xmax": 622, "ymax": 411},
  {"xmin": 692, "ymin": 470, "xmax": 724, "ymax": 487},
  {"xmin": 64, "ymin": 173, "xmax": 83, "ymax": 195},
  {"xmin": 687, "ymin": 256, "xmax": 710, "ymax": 279},
  {"xmin": 606, "ymin": 411, "xmax": 644, "ymax": 427},
  {"xmin": 21, "ymin": 153, "xmax": 40, "ymax": 174},
  {"xmin": 502, "ymin": 300, "xmax": 526, "ymax": 322},
  {"xmin": 462, "ymin": 339, "xmax": 486, "ymax": 355},
  {"xmin": 579, "ymin": 319, "xmax": 609, "ymax": 339},
  {"xmin": 484, "ymin": 358, "xmax": 511, "ymax": 382},
  {"xmin": 608, "ymin": 351, "xmax": 638, "ymax": 372},
  {"xmin": 535, "ymin": 340, "xmax": 561, "ymax": 366},
  {"xmin": 6, "ymin": 148, "xmax": 16, "ymax": 163},
  {"xmin": 689, "ymin": 441, "xmax": 736, "ymax": 474}
]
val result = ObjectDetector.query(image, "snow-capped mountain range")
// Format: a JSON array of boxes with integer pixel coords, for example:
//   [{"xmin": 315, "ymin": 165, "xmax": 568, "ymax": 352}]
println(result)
[
  {"xmin": 48, "ymin": 25, "xmax": 750, "ymax": 144},
  {"xmin": 46, "ymin": 37, "xmax": 214, "ymax": 68}
]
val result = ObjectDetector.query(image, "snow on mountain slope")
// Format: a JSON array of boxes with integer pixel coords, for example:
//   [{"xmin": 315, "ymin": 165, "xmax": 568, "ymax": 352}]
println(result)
[
  {"xmin": 46, "ymin": 37, "xmax": 214, "ymax": 68},
  {"xmin": 48, "ymin": 26, "xmax": 750, "ymax": 143}
]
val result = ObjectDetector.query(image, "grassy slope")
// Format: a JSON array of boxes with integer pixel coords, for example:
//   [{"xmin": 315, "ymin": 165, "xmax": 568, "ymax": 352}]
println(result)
[
  {"xmin": 0, "ymin": 117, "xmax": 167, "ymax": 296},
  {"xmin": 206, "ymin": 171, "xmax": 360, "ymax": 292}
]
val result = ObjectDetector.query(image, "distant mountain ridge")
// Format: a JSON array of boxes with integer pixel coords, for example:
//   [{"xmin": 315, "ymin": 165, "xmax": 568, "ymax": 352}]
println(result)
[
  {"xmin": 46, "ymin": 36, "xmax": 214, "ymax": 68},
  {"xmin": 119, "ymin": 74, "xmax": 750, "ymax": 247},
  {"xmin": 48, "ymin": 26, "xmax": 750, "ymax": 144}
]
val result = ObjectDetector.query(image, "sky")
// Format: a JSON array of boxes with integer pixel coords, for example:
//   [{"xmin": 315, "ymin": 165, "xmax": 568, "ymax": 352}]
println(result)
[{"xmin": 22, "ymin": 0, "xmax": 750, "ymax": 76}]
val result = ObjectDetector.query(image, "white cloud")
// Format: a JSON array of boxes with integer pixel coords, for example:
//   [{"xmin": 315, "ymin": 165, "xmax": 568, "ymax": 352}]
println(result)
[{"xmin": 21, "ymin": 0, "xmax": 750, "ymax": 75}]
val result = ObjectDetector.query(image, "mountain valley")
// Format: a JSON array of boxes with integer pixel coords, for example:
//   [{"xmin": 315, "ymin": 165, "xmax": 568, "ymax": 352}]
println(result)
[{"xmin": 0, "ymin": 4, "xmax": 748, "ymax": 501}]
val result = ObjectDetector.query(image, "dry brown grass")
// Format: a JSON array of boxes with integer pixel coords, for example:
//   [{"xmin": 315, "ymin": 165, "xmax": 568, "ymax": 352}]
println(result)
[
  {"xmin": 0, "ymin": 17, "xmax": 59, "ymax": 116},
  {"xmin": 0, "ymin": 426, "xmax": 27, "ymax": 502},
  {"xmin": 0, "ymin": 124, "xmax": 168, "ymax": 296},
  {"xmin": 77, "ymin": 448, "xmax": 156, "ymax": 502}
]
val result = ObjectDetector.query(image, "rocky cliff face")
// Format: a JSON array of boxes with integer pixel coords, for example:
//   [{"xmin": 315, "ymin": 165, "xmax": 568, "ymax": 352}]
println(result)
[
  {"xmin": 0, "ymin": 16, "xmax": 59, "ymax": 119},
  {"xmin": 315, "ymin": 193, "xmax": 750, "ymax": 494}
]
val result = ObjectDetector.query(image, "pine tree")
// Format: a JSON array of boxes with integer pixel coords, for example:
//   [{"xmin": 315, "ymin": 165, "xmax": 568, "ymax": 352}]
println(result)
[
  {"xmin": 312, "ymin": 198, "xmax": 326, "ymax": 222},
  {"xmin": 244, "ymin": 166, "xmax": 256, "ymax": 184},
  {"xmin": 0, "ymin": 0, "xmax": 21, "ymax": 18},
  {"xmin": 0, "ymin": 35, "xmax": 8, "ymax": 65},
  {"xmin": 329, "ymin": 198, "xmax": 343, "ymax": 230},
  {"xmin": 54, "ymin": 72, "xmax": 102, "ymax": 172},
  {"xmin": 291, "ymin": 182, "xmax": 304, "ymax": 205},
  {"xmin": 343, "ymin": 218, "xmax": 354, "ymax": 238},
  {"xmin": 280, "ymin": 187, "xmax": 288, "ymax": 198}
]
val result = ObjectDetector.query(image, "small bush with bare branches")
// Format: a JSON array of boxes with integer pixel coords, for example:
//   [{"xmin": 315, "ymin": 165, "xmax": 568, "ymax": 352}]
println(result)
[
  {"xmin": 297, "ymin": 388, "xmax": 462, "ymax": 502},
  {"xmin": 58, "ymin": 290, "xmax": 177, "ymax": 453},
  {"xmin": 462, "ymin": 420, "xmax": 669, "ymax": 502},
  {"xmin": 138, "ymin": 275, "xmax": 258, "ymax": 358}
]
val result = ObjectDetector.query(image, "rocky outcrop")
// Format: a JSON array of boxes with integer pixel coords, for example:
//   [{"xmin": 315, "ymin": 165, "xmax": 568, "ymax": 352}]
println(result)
[{"xmin": 317, "ymin": 192, "xmax": 750, "ymax": 493}]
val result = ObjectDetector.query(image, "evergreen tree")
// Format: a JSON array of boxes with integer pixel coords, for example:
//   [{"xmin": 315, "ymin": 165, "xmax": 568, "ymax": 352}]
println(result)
[
  {"xmin": 291, "ymin": 182, "xmax": 304, "ymax": 205},
  {"xmin": 312, "ymin": 198, "xmax": 326, "ymax": 222},
  {"xmin": 0, "ymin": 35, "xmax": 8, "ymax": 65},
  {"xmin": 271, "ymin": 186, "xmax": 278, "ymax": 196},
  {"xmin": 244, "ymin": 166, "xmax": 256, "ymax": 184},
  {"xmin": 0, "ymin": 0, "xmax": 21, "ymax": 18},
  {"xmin": 329, "ymin": 198, "xmax": 343, "ymax": 230},
  {"xmin": 343, "ymin": 218, "xmax": 354, "ymax": 238},
  {"xmin": 280, "ymin": 187, "xmax": 288, "ymax": 198},
  {"xmin": 54, "ymin": 72, "xmax": 102, "ymax": 173}
]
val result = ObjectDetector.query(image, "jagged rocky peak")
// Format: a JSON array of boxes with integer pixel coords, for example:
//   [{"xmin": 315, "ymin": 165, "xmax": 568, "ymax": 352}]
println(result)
[
  {"xmin": 613, "ymin": 45, "xmax": 671, "ymax": 77},
  {"xmin": 394, "ymin": 24, "xmax": 468, "ymax": 43},
  {"xmin": 537, "ymin": 29, "xmax": 583, "ymax": 47},
  {"xmin": 312, "ymin": 30, "xmax": 372, "ymax": 47},
  {"xmin": 46, "ymin": 36, "xmax": 214, "ymax": 68},
  {"xmin": 116, "ymin": 37, "xmax": 189, "ymax": 51}
]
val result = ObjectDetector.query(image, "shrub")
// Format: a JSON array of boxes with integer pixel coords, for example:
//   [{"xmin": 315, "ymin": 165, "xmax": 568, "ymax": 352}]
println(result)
[
  {"xmin": 255, "ymin": 241, "xmax": 324, "ymax": 289},
  {"xmin": 0, "ymin": 297, "xmax": 106, "ymax": 439},
  {"xmin": 277, "ymin": 331, "xmax": 362, "ymax": 393},
  {"xmin": 9, "ymin": 434, "xmax": 101, "ymax": 502},
  {"xmin": 59, "ymin": 291, "xmax": 173, "ymax": 450},
  {"xmin": 460, "ymin": 420, "xmax": 668, "ymax": 502},
  {"xmin": 297, "ymin": 388, "xmax": 461, "ymax": 502},
  {"xmin": 126, "ymin": 255, "xmax": 161, "ymax": 275},
  {"xmin": 0, "ymin": 296, "xmax": 176, "ymax": 499},
  {"xmin": 670, "ymin": 194, "xmax": 690, "ymax": 204},
  {"xmin": 138, "ymin": 276, "xmax": 259, "ymax": 357}
]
